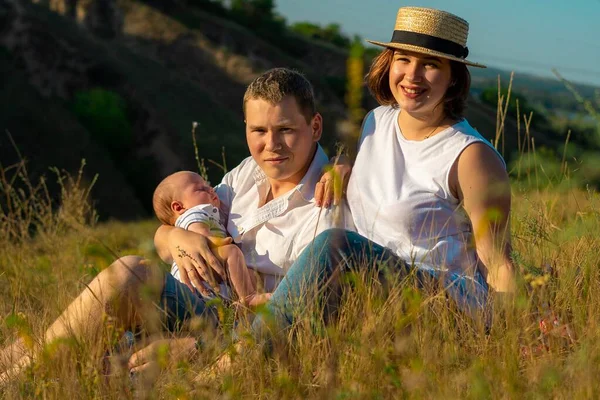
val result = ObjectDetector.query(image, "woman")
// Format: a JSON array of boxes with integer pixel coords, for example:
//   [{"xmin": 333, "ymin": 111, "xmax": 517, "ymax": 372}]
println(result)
[{"xmin": 251, "ymin": 6, "xmax": 515, "ymax": 334}]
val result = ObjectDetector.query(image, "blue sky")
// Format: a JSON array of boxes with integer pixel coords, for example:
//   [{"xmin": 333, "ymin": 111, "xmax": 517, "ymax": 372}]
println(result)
[{"xmin": 275, "ymin": 0, "xmax": 600, "ymax": 87}]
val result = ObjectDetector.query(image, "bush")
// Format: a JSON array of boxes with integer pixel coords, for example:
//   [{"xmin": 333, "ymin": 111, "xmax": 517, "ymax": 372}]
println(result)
[
  {"xmin": 480, "ymin": 86, "xmax": 552, "ymax": 133},
  {"xmin": 70, "ymin": 88, "xmax": 132, "ymax": 156},
  {"xmin": 185, "ymin": 0, "xmax": 228, "ymax": 16}
]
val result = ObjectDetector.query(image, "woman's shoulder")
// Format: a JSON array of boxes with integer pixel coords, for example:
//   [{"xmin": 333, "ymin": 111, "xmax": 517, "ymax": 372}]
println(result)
[
  {"xmin": 452, "ymin": 119, "xmax": 491, "ymax": 142},
  {"xmin": 370, "ymin": 104, "xmax": 398, "ymax": 120},
  {"xmin": 359, "ymin": 105, "xmax": 398, "ymax": 141},
  {"xmin": 451, "ymin": 119, "xmax": 506, "ymax": 168}
]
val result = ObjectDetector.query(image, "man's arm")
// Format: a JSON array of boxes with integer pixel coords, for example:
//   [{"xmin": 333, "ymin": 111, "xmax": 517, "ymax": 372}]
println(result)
[
  {"xmin": 154, "ymin": 224, "xmax": 177, "ymax": 264},
  {"xmin": 185, "ymin": 222, "xmax": 212, "ymax": 237}
]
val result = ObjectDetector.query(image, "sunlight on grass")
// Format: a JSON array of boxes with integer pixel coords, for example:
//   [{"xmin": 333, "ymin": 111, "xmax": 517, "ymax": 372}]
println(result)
[{"xmin": 1, "ymin": 77, "xmax": 600, "ymax": 398}]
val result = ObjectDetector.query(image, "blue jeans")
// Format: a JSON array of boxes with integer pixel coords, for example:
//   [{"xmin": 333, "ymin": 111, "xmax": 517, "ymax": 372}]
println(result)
[
  {"xmin": 158, "ymin": 273, "xmax": 218, "ymax": 331},
  {"xmin": 252, "ymin": 229, "xmax": 489, "ymax": 336}
]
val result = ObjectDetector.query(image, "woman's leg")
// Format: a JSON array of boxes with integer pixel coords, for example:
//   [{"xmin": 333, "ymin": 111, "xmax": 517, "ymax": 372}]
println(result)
[{"xmin": 44, "ymin": 256, "xmax": 163, "ymax": 341}]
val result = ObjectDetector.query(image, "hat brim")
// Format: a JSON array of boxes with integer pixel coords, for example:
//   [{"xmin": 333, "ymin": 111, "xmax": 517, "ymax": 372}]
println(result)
[{"xmin": 366, "ymin": 40, "xmax": 486, "ymax": 68}]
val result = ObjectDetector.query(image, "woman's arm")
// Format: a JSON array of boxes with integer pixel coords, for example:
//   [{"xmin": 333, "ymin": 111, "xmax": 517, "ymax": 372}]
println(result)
[
  {"xmin": 315, "ymin": 154, "xmax": 352, "ymax": 207},
  {"xmin": 453, "ymin": 143, "xmax": 516, "ymax": 293}
]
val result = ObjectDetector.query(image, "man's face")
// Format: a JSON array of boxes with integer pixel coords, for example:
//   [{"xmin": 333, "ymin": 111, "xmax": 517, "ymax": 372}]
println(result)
[{"xmin": 245, "ymin": 95, "xmax": 322, "ymax": 187}]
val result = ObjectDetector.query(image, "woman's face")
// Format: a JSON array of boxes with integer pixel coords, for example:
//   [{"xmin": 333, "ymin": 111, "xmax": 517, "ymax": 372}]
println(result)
[{"xmin": 388, "ymin": 50, "xmax": 453, "ymax": 119}]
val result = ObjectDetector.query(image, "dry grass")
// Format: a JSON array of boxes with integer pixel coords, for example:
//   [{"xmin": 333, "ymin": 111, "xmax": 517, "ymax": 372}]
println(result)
[
  {"xmin": 2, "ymin": 89, "xmax": 600, "ymax": 398},
  {"xmin": 0, "ymin": 165, "xmax": 597, "ymax": 399},
  {"xmin": 2, "ymin": 179, "xmax": 598, "ymax": 399}
]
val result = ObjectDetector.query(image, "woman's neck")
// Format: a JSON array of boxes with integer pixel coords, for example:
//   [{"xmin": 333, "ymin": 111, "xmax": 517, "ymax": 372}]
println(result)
[{"xmin": 397, "ymin": 109, "xmax": 455, "ymax": 141}]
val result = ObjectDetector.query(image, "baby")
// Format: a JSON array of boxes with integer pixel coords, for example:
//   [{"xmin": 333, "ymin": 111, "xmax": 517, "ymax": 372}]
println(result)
[{"xmin": 152, "ymin": 171, "xmax": 271, "ymax": 307}]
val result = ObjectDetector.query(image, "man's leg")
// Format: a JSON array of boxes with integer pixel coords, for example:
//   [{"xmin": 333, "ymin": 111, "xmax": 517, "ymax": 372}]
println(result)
[
  {"xmin": 1, "ymin": 255, "xmax": 219, "ymax": 383},
  {"xmin": 251, "ymin": 229, "xmax": 489, "ymax": 336},
  {"xmin": 251, "ymin": 228, "xmax": 404, "ymax": 336}
]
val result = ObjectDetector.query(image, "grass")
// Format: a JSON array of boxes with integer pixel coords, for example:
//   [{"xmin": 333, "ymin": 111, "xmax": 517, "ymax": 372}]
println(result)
[
  {"xmin": 0, "ymin": 165, "xmax": 597, "ymax": 397},
  {"xmin": 2, "ymin": 179, "xmax": 598, "ymax": 398},
  {"xmin": 2, "ymin": 64, "xmax": 600, "ymax": 398}
]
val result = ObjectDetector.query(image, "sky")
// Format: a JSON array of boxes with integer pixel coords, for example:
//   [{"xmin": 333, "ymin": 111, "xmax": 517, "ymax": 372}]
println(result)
[{"xmin": 275, "ymin": 0, "xmax": 600, "ymax": 87}]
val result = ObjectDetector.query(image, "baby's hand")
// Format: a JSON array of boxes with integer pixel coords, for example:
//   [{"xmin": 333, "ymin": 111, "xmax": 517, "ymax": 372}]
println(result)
[{"xmin": 206, "ymin": 235, "xmax": 233, "ymax": 249}]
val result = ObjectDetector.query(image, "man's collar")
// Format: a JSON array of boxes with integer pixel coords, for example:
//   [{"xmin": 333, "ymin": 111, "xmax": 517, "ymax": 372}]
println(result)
[{"xmin": 297, "ymin": 145, "xmax": 328, "ymax": 202}]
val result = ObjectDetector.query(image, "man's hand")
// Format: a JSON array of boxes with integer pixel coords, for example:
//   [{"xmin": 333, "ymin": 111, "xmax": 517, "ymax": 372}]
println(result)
[{"xmin": 165, "ymin": 228, "xmax": 231, "ymax": 295}]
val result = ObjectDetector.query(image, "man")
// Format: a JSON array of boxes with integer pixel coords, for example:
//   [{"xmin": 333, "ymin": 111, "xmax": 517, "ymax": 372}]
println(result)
[
  {"xmin": 155, "ymin": 67, "xmax": 352, "ymax": 298},
  {"xmin": 0, "ymin": 68, "xmax": 352, "ymax": 381}
]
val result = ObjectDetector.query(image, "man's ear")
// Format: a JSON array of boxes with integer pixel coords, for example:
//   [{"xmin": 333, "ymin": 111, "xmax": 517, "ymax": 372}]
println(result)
[
  {"xmin": 171, "ymin": 200, "xmax": 184, "ymax": 214},
  {"xmin": 311, "ymin": 113, "xmax": 323, "ymax": 142}
]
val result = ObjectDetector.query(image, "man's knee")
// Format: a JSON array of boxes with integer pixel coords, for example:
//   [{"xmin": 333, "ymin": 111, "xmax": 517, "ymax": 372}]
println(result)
[
  {"xmin": 312, "ymin": 228, "xmax": 349, "ymax": 249},
  {"xmin": 102, "ymin": 255, "xmax": 154, "ymax": 288}
]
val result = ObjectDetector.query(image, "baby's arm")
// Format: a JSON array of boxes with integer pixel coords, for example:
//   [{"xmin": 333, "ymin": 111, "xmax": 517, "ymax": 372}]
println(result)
[{"xmin": 185, "ymin": 221, "xmax": 213, "ymax": 238}]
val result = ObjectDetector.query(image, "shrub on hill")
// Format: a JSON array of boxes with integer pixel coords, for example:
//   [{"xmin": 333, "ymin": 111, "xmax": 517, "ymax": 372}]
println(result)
[{"xmin": 71, "ymin": 88, "xmax": 133, "ymax": 157}]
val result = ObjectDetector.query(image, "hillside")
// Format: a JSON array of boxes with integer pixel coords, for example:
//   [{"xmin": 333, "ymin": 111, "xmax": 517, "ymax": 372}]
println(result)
[{"xmin": 0, "ymin": 0, "xmax": 575, "ymax": 220}]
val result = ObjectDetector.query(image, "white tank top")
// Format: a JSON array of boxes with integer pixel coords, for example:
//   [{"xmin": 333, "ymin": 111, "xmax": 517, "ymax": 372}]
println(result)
[{"xmin": 346, "ymin": 105, "xmax": 504, "ymax": 274}]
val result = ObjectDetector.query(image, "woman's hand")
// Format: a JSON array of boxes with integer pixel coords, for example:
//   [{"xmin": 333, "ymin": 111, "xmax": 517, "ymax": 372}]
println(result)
[
  {"xmin": 128, "ymin": 337, "xmax": 197, "ymax": 375},
  {"xmin": 315, "ymin": 155, "xmax": 352, "ymax": 208},
  {"xmin": 154, "ymin": 225, "xmax": 231, "ymax": 295},
  {"xmin": 486, "ymin": 262, "xmax": 516, "ymax": 293}
]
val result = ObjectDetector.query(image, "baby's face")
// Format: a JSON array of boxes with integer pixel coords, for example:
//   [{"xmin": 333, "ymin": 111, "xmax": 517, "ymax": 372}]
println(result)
[{"xmin": 176, "ymin": 172, "xmax": 220, "ymax": 209}]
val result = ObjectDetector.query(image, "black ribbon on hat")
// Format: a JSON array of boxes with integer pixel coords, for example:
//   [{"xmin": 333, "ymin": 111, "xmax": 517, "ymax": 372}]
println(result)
[{"xmin": 391, "ymin": 30, "xmax": 469, "ymax": 58}]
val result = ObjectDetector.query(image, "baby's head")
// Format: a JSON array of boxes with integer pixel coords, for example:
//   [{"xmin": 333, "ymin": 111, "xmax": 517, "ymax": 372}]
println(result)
[{"xmin": 153, "ymin": 171, "xmax": 219, "ymax": 225}]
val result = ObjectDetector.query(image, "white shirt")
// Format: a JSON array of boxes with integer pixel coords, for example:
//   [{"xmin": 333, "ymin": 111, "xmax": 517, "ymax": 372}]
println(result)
[
  {"xmin": 347, "ymin": 105, "xmax": 504, "ymax": 275},
  {"xmin": 216, "ymin": 145, "xmax": 354, "ymax": 292}
]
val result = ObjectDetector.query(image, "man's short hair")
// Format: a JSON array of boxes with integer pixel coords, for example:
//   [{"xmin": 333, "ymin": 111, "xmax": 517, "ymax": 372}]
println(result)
[{"xmin": 243, "ymin": 68, "xmax": 316, "ymax": 123}]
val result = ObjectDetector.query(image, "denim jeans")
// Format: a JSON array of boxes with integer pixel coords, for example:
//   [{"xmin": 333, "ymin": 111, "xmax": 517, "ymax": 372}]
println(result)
[
  {"xmin": 159, "ymin": 272, "xmax": 219, "ymax": 331},
  {"xmin": 251, "ymin": 228, "xmax": 489, "ymax": 336}
]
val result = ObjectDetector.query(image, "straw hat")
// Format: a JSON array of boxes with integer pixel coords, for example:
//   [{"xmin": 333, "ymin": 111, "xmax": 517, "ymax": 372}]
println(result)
[{"xmin": 367, "ymin": 7, "xmax": 486, "ymax": 68}]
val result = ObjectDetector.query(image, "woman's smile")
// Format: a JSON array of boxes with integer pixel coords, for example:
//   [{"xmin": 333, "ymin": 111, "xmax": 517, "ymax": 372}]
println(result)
[{"xmin": 400, "ymin": 85, "xmax": 427, "ymax": 99}]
